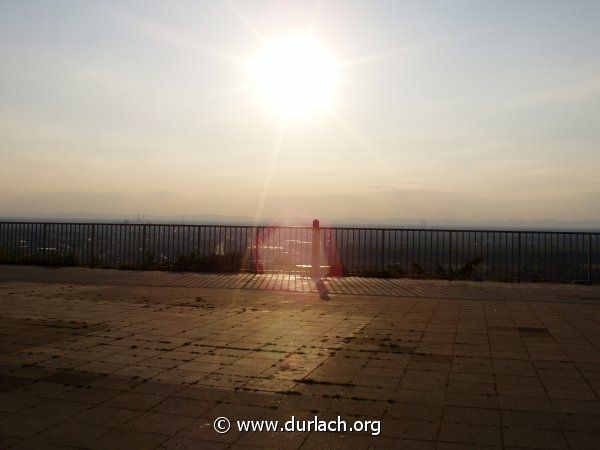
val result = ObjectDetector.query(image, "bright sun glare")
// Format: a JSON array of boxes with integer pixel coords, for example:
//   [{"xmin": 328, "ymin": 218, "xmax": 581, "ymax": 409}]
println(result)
[{"xmin": 250, "ymin": 36, "xmax": 336, "ymax": 116}]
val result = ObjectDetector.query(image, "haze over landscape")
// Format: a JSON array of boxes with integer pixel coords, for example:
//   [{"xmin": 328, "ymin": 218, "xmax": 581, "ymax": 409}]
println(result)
[{"xmin": 1, "ymin": 0, "xmax": 599, "ymax": 226}]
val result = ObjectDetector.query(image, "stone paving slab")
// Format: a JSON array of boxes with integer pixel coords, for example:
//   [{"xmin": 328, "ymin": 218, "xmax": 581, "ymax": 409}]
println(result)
[{"xmin": 0, "ymin": 265, "xmax": 599, "ymax": 449}]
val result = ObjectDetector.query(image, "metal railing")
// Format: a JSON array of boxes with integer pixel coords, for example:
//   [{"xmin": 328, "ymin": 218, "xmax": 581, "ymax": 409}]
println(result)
[
  {"xmin": 321, "ymin": 227, "xmax": 599, "ymax": 283},
  {"xmin": 0, "ymin": 220, "xmax": 598, "ymax": 283}
]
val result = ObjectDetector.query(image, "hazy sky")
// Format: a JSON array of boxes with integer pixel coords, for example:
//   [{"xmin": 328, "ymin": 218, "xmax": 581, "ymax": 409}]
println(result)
[{"xmin": 1, "ymin": 0, "xmax": 599, "ymax": 223}]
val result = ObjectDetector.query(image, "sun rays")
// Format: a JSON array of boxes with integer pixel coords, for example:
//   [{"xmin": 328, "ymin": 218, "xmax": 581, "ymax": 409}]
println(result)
[
  {"xmin": 218, "ymin": 1, "xmax": 380, "ymax": 143},
  {"xmin": 219, "ymin": 1, "xmax": 389, "ymax": 221},
  {"xmin": 254, "ymin": 122, "xmax": 287, "ymax": 225},
  {"xmin": 121, "ymin": 1, "xmax": 427, "ymax": 221}
]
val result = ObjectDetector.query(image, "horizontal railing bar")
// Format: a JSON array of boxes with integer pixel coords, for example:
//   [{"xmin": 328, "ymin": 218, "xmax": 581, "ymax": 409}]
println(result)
[
  {"xmin": 320, "ymin": 227, "xmax": 600, "ymax": 235},
  {"xmin": 0, "ymin": 221, "xmax": 313, "ymax": 229},
  {"xmin": 0, "ymin": 222, "xmax": 597, "ymax": 236}
]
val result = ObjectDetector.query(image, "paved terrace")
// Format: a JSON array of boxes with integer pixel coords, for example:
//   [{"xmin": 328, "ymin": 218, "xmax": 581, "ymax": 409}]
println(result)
[{"xmin": 0, "ymin": 265, "xmax": 599, "ymax": 449}]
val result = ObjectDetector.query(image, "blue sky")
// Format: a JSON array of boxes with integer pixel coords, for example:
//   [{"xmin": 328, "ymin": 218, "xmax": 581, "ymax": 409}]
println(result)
[{"xmin": 1, "ymin": 0, "xmax": 599, "ymax": 223}]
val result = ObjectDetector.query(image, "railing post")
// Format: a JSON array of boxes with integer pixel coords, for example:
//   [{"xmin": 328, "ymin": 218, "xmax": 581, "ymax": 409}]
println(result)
[
  {"xmin": 518, "ymin": 232, "xmax": 521, "ymax": 282},
  {"xmin": 381, "ymin": 230, "xmax": 385, "ymax": 271},
  {"xmin": 448, "ymin": 231, "xmax": 452, "ymax": 275},
  {"xmin": 142, "ymin": 225, "xmax": 147, "ymax": 267},
  {"xmin": 255, "ymin": 227, "xmax": 260, "ymax": 273},
  {"xmin": 588, "ymin": 233, "xmax": 592, "ymax": 284},
  {"xmin": 89, "ymin": 224, "xmax": 95, "ymax": 267},
  {"xmin": 42, "ymin": 223, "xmax": 47, "ymax": 262},
  {"xmin": 311, "ymin": 219, "xmax": 320, "ymax": 279}
]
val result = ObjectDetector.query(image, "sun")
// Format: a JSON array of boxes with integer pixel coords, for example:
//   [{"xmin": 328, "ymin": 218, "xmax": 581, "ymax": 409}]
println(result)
[{"xmin": 250, "ymin": 36, "xmax": 337, "ymax": 116}]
